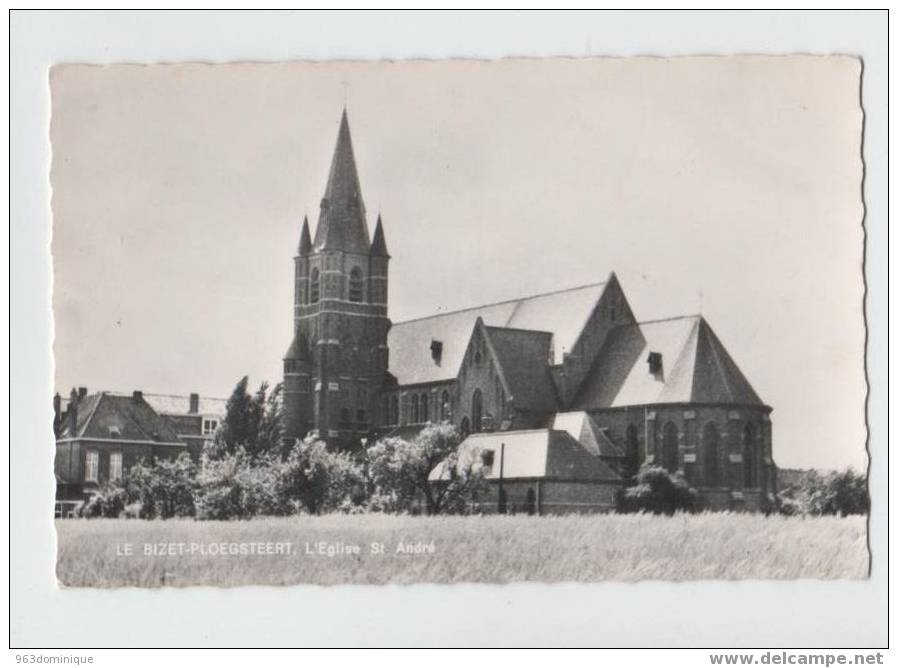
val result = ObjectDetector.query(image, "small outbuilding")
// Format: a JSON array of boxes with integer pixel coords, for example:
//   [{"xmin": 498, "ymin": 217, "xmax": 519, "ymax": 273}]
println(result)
[{"xmin": 429, "ymin": 428, "xmax": 623, "ymax": 515}]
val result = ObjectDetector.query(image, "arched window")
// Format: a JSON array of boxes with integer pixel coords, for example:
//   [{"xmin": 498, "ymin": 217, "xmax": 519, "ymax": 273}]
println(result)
[
  {"xmin": 390, "ymin": 396, "xmax": 399, "ymax": 426},
  {"xmin": 662, "ymin": 422, "xmax": 679, "ymax": 473},
  {"xmin": 743, "ymin": 423, "xmax": 758, "ymax": 488},
  {"xmin": 348, "ymin": 267, "xmax": 363, "ymax": 302},
  {"xmin": 703, "ymin": 422, "xmax": 721, "ymax": 487},
  {"xmin": 410, "ymin": 395, "xmax": 419, "ymax": 424},
  {"xmin": 310, "ymin": 268, "xmax": 320, "ymax": 303},
  {"xmin": 460, "ymin": 417, "xmax": 471, "ymax": 439},
  {"xmin": 440, "ymin": 390, "xmax": 450, "ymax": 421},
  {"xmin": 471, "ymin": 389, "xmax": 483, "ymax": 433},
  {"xmin": 420, "ymin": 393, "xmax": 429, "ymax": 423},
  {"xmin": 625, "ymin": 424, "xmax": 640, "ymax": 478}
]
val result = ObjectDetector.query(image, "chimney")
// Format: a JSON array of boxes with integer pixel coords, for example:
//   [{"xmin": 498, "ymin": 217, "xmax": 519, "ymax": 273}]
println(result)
[
  {"xmin": 132, "ymin": 390, "xmax": 143, "ymax": 402},
  {"xmin": 78, "ymin": 386, "xmax": 87, "ymax": 400},
  {"xmin": 53, "ymin": 393, "xmax": 62, "ymax": 436},
  {"xmin": 189, "ymin": 393, "xmax": 199, "ymax": 414},
  {"xmin": 67, "ymin": 388, "xmax": 79, "ymax": 436}
]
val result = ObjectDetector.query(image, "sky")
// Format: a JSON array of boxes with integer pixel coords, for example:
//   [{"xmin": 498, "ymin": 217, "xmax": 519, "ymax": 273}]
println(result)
[{"xmin": 50, "ymin": 57, "xmax": 865, "ymax": 471}]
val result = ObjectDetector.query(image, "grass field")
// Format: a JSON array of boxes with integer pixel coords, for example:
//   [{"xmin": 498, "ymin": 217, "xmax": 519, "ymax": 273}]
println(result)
[{"xmin": 55, "ymin": 512, "xmax": 869, "ymax": 587}]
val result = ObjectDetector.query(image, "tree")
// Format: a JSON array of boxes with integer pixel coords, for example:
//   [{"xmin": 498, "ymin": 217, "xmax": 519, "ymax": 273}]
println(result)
[
  {"xmin": 126, "ymin": 453, "xmax": 198, "ymax": 519},
  {"xmin": 195, "ymin": 448, "xmax": 291, "ymax": 520},
  {"xmin": 780, "ymin": 468, "xmax": 869, "ymax": 516},
  {"xmin": 276, "ymin": 437, "xmax": 364, "ymax": 514},
  {"xmin": 213, "ymin": 377, "xmax": 283, "ymax": 459},
  {"xmin": 367, "ymin": 422, "xmax": 487, "ymax": 515},
  {"xmin": 621, "ymin": 465, "xmax": 698, "ymax": 515}
]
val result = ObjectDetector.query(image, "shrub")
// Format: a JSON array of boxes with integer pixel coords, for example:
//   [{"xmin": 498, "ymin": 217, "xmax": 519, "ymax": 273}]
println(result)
[
  {"xmin": 621, "ymin": 465, "xmax": 698, "ymax": 515},
  {"xmin": 77, "ymin": 485, "xmax": 128, "ymax": 518},
  {"xmin": 276, "ymin": 437, "xmax": 364, "ymax": 514},
  {"xmin": 776, "ymin": 494, "xmax": 803, "ymax": 517},
  {"xmin": 778, "ymin": 468, "xmax": 869, "ymax": 517},
  {"xmin": 126, "ymin": 453, "xmax": 198, "ymax": 519},
  {"xmin": 194, "ymin": 448, "xmax": 289, "ymax": 520}
]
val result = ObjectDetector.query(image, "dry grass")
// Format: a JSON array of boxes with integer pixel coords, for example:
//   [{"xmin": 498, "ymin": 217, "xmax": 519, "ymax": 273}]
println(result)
[{"xmin": 55, "ymin": 512, "xmax": 869, "ymax": 587}]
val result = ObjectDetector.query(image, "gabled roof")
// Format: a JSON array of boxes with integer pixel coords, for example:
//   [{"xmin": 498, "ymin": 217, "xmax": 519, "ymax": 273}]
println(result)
[
  {"xmin": 59, "ymin": 392, "xmax": 183, "ymax": 443},
  {"xmin": 143, "ymin": 393, "xmax": 227, "ymax": 417},
  {"xmin": 428, "ymin": 429, "xmax": 621, "ymax": 482},
  {"xmin": 484, "ymin": 326, "xmax": 557, "ymax": 412},
  {"xmin": 550, "ymin": 411, "xmax": 623, "ymax": 457},
  {"xmin": 388, "ymin": 281, "xmax": 608, "ymax": 386},
  {"xmin": 573, "ymin": 315, "xmax": 764, "ymax": 408},
  {"xmin": 312, "ymin": 109, "xmax": 371, "ymax": 255}
]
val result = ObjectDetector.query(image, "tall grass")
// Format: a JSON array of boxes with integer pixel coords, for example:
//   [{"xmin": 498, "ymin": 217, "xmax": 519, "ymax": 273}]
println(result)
[{"xmin": 55, "ymin": 512, "xmax": 868, "ymax": 587}]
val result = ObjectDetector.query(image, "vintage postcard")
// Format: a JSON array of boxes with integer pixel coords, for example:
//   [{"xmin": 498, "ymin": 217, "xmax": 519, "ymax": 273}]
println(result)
[{"xmin": 50, "ymin": 56, "xmax": 867, "ymax": 588}]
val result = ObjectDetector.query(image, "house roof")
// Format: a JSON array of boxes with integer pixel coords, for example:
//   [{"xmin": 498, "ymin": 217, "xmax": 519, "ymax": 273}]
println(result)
[
  {"xmin": 484, "ymin": 326, "xmax": 557, "ymax": 412},
  {"xmin": 388, "ymin": 281, "xmax": 608, "ymax": 386},
  {"xmin": 428, "ymin": 429, "xmax": 621, "ymax": 482},
  {"xmin": 550, "ymin": 411, "xmax": 623, "ymax": 457},
  {"xmin": 312, "ymin": 109, "xmax": 371, "ymax": 255},
  {"xmin": 59, "ymin": 392, "xmax": 183, "ymax": 443},
  {"xmin": 572, "ymin": 315, "xmax": 764, "ymax": 409},
  {"xmin": 142, "ymin": 393, "xmax": 227, "ymax": 417}
]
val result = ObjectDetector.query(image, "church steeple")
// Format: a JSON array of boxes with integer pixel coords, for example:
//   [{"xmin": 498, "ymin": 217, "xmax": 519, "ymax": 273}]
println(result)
[
  {"xmin": 283, "ymin": 109, "xmax": 391, "ymax": 451},
  {"xmin": 370, "ymin": 214, "xmax": 389, "ymax": 257},
  {"xmin": 297, "ymin": 215, "xmax": 312, "ymax": 256},
  {"xmin": 312, "ymin": 109, "xmax": 371, "ymax": 255}
]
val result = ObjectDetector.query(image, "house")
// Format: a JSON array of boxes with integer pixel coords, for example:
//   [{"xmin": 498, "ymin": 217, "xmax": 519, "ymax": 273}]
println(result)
[
  {"xmin": 280, "ymin": 109, "xmax": 777, "ymax": 512},
  {"xmin": 53, "ymin": 388, "xmax": 226, "ymax": 516},
  {"xmin": 142, "ymin": 392, "xmax": 227, "ymax": 459}
]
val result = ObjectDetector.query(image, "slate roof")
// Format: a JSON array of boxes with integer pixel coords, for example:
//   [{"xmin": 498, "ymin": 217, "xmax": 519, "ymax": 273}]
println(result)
[
  {"xmin": 572, "ymin": 315, "xmax": 764, "ymax": 409},
  {"xmin": 550, "ymin": 411, "xmax": 623, "ymax": 457},
  {"xmin": 429, "ymin": 429, "xmax": 621, "ymax": 482},
  {"xmin": 143, "ymin": 393, "xmax": 227, "ymax": 417},
  {"xmin": 484, "ymin": 326, "xmax": 557, "ymax": 412},
  {"xmin": 312, "ymin": 110, "xmax": 372, "ymax": 255},
  {"xmin": 58, "ymin": 392, "xmax": 183, "ymax": 444},
  {"xmin": 388, "ymin": 281, "xmax": 608, "ymax": 386}
]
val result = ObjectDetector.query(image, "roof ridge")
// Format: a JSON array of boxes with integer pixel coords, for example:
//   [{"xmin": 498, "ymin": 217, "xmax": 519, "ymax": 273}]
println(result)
[
  {"xmin": 484, "ymin": 324, "xmax": 555, "ymax": 337},
  {"xmin": 634, "ymin": 313, "xmax": 702, "ymax": 326},
  {"xmin": 466, "ymin": 427, "xmax": 551, "ymax": 437},
  {"xmin": 107, "ymin": 390, "xmax": 228, "ymax": 401},
  {"xmin": 393, "ymin": 280, "xmax": 609, "ymax": 326}
]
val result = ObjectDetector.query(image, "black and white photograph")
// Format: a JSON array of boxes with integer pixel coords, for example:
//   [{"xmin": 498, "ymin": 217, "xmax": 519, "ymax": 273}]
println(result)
[{"xmin": 10, "ymin": 9, "xmax": 888, "ymax": 652}]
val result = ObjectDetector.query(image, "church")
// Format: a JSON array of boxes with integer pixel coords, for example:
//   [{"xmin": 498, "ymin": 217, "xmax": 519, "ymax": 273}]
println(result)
[{"xmin": 282, "ymin": 110, "xmax": 777, "ymax": 513}]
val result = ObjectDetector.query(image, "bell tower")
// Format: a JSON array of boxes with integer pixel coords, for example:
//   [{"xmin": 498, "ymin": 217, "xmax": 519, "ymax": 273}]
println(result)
[{"xmin": 283, "ymin": 110, "xmax": 391, "ymax": 450}]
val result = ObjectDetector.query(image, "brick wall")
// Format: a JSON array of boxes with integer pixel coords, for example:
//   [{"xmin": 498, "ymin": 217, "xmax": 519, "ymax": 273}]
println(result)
[
  {"xmin": 586, "ymin": 404, "xmax": 775, "ymax": 510},
  {"xmin": 474, "ymin": 478, "xmax": 621, "ymax": 515}
]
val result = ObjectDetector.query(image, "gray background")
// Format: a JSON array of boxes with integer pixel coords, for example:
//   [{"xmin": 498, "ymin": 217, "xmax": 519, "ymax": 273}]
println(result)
[{"xmin": 10, "ymin": 10, "xmax": 887, "ymax": 648}]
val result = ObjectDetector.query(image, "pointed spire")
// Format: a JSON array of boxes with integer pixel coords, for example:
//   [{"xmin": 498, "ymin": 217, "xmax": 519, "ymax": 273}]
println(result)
[
  {"xmin": 297, "ymin": 215, "xmax": 312, "ymax": 256},
  {"xmin": 312, "ymin": 109, "xmax": 371, "ymax": 254},
  {"xmin": 370, "ymin": 213, "xmax": 390, "ymax": 257}
]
